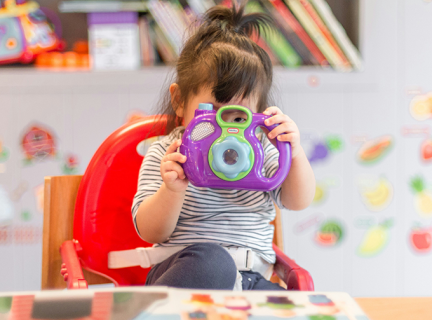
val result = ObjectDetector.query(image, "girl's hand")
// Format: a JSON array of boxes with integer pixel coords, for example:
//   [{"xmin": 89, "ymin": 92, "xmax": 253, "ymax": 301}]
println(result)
[
  {"xmin": 161, "ymin": 139, "xmax": 188, "ymax": 193},
  {"xmin": 263, "ymin": 106, "xmax": 302, "ymax": 159}
]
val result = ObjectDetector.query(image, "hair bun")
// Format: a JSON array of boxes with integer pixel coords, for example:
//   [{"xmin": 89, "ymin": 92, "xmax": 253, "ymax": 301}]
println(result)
[{"xmin": 204, "ymin": 2, "xmax": 273, "ymax": 37}]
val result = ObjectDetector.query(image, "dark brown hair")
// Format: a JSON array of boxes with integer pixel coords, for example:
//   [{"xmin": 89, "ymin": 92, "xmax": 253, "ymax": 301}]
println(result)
[{"xmin": 156, "ymin": 1, "xmax": 275, "ymax": 133}]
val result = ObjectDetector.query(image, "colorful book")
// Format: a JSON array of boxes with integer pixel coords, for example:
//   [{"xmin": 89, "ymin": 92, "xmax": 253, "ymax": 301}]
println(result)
[
  {"xmin": 177, "ymin": 0, "xmax": 198, "ymax": 29},
  {"xmin": 246, "ymin": 1, "xmax": 302, "ymax": 68},
  {"xmin": 261, "ymin": 0, "xmax": 317, "ymax": 65},
  {"xmin": 310, "ymin": 0, "xmax": 363, "ymax": 70},
  {"xmin": 153, "ymin": 24, "xmax": 177, "ymax": 63},
  {"xmin": 147, "ymin": 16, "xmax": 162, "ymax": 64},
  {"xmin": 299, "ymin": 0, "xmax": 351, "ymax": 70},
  {"xmin": 285, "ymin": 0, "xmax": 349, "ymax": 71},
  {"xmin": 187, "ymin": 0, "xmax": 216, "ymax": 15},
  {"xmin": 147, "ymin": 0, "xmax": 183, "ymax": 54},
  {"xmin": 138, "ymin": 15, "xmax": 155, "ymax": 66},
  {"xmin": 252, "ymin": 31, "xmax": 281, "ymax": 65},
  {"xmin": 164, "ymin": 1, "xmax": 189, "ymax": 41},
  {"xmin": 266, "ymin": 0, "xmax": 328, "ymax": 67}
]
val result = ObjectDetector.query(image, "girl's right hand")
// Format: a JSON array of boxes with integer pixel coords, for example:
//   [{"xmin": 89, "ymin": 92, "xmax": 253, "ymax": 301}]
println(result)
[{"xmin": 161, "ymin": 139, "xmax": 188, "ymax": 193}]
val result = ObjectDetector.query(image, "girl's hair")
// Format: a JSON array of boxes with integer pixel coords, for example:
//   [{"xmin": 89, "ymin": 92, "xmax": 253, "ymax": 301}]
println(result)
[{"xmin": 157, "ymin": 1, "xmax": 275, "ymax": 133}]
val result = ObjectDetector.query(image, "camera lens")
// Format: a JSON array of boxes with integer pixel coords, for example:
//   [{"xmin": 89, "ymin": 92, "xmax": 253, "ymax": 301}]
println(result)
[{"xmin": 223, "ymin": 149, "xmax": 238, "ymax": 165}]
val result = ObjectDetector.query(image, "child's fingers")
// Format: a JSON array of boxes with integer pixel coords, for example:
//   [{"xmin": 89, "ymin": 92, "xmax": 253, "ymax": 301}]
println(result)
[
  {"xmin": 265, "ymin": 114, "xmax": 293, "ymax": 127},
  {"xmin": 164, "ymin": 171, "xmax": 179, "ymax": 183},
  {"xmin": 162, "ymin": 162, "xmax": 186, "ymax": 180},
  {"xmin": 263, "ymin": 106, "xmax": 282, "ymax": 116},
  {"xmin": 165, "ymin": 139, "xmax": 182, "ymax": 155},
  {"xmin": 276, "ymin": 132, "xmax": 298, "ymax": 143},
  {"xmin": 163, "ymin": 152, "xmax": 187, "ymax": 164},
  {"xmin": 267, "ymin": 122, "xmax": 297, "ymax": 139}
]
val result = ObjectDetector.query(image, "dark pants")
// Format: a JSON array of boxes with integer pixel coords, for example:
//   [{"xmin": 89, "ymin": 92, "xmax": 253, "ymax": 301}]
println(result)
[{"xmin": 145, "ymin": 243, "xmax": 285, "ymax": 291}]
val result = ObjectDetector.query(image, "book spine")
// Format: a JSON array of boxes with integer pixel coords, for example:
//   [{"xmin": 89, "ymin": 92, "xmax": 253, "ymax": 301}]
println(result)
[
  {"xmin": 148, "ymin": 18, "xmax": 162, "ymax": 64},
  {"xmin": 246, "ymin": 2, "xmax": 302, "ymax": 68},
  {"xmin": 138, "ymin": 16, "xmax": 154, "ymax": 66},
  {"xmin": 153, "ymin": 24, "xmax": 177, "ymax": 63},
  {"xmin": 160, "ymin": 1, "xmax": 187, "ymax": 51},
  {"xmin": 261, "ymin": 0, "xmax": 314, "ymax": 65},
  {"xmin": 299, "ymin": 0, "xmax": 351, "ymax": 70},
  {"xmin": 310, "ymin": 0, "xmax": 363, "ymax": 70},
  {"xmin": 164, "ymin": 1, "xmax": 188, "ymax": 39},
  {"xmin": 177, "ymin": 0, "xmax": 198, "ymax": 28},
  {"xmin": 147, "ymin": 1, "xmax": 182, "ymax": 54},
  {"xmin": 268, "ymin": 0, "xmax": 327, "ymax": 66},
  {"xmin": 252, "ymin": 31, "xmax": 282, "ymax": 65},
  {"xmin": 188, "ymin": 0, "xmax": 216, "ymax": 15},
  {"xmin": 285, "ymin": 0, "xmax": 348, "ymax": 71}
]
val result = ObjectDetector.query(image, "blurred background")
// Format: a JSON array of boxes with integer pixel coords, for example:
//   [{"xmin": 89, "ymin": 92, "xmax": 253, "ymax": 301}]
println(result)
[{"xmin": 0, "ymin": 0, "xmax": 431, "ymax": 297}]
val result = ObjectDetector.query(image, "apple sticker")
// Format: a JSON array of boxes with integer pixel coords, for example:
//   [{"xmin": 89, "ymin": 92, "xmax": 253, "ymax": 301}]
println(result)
[
  {"xmin": 409, "ymin": 227, "xmax": 432, "ymax": 254},
  {"xmin": 421, "ymin": 139, "xmax": 432, "ymax": 163}
]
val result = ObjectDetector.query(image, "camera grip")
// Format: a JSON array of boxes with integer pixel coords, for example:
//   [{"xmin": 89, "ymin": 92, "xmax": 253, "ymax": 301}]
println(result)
[{"xmin": 252, "ymin": 114, "xmax": 292, "ymax": 190}]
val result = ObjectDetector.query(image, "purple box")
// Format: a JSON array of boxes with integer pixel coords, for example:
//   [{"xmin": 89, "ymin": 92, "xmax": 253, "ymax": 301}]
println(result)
[{"xmin": 87, "ymin": 12, "xmax": 138, "ymax": 26}]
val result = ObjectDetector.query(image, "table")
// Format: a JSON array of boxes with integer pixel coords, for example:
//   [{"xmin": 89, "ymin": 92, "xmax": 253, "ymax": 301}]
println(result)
[
  {"xmin": 1, "ymin": 289, "xmax": 430, "ymax": 319},
  {"xmin": 0, "ymin": 288, "xmax": 368, "ymax": 319},
  {"xmin": 356, "ymin": 297, "xmax": 432, "ymax": 320}
]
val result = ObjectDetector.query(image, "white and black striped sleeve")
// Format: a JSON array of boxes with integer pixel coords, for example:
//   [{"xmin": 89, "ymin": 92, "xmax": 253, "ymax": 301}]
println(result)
[
  {"xmin": 262, "ymin": 135, "xmax": 287, "ymax": 210},
  {"xmin": 131, "ymin": 141, "xmax": 167, "ymax": 221}
]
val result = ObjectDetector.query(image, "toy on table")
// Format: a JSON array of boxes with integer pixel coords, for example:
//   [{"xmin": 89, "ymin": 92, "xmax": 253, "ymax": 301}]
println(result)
[
  {"xmin": 0, "ymin": 0, "xmax": 63, "ymax": 64},
  {"xmin": 180, "ymin": 103, "xmax": 292, "ymax": 191}
]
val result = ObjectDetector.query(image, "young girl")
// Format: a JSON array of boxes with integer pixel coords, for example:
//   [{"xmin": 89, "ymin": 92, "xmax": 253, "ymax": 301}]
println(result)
[{"xmin": 132, "ymin": 3, "xmax": 315, "ymax": 291}]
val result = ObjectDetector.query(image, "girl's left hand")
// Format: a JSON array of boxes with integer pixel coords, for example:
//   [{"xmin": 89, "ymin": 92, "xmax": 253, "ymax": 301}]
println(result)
[{"xmin": 263, "ymin": 106, "xmax": 302, "ymax": 159}]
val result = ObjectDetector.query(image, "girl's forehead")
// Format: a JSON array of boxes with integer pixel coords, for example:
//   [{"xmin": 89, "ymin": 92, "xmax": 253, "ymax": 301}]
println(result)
[{"xmin": 194, "ymin": 86, "xmax": 258, "ymax": 111}]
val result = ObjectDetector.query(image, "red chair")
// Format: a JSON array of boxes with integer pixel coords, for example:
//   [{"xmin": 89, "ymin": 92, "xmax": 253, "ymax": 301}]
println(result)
[{"xmin": 42, "ymin": 116, "xmax": 314, "ymax": 291}]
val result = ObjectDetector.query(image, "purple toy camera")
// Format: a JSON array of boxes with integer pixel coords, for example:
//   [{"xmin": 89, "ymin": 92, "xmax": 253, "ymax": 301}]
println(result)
[{"xmin": 180, "ymin": 104, "xmax": 292, "ymax": 191}]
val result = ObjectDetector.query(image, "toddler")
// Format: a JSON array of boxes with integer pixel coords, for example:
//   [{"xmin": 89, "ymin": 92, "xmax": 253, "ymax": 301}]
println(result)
[{"xmin": 132, "ymin": 2, "xmax": 315, "ymax": 291}]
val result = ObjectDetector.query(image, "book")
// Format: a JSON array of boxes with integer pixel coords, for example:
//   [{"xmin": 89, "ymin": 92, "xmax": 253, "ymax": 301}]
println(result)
[
  {"xmin": 252, "ymin": 31, "xmax": 282, "ymax": 66},
  {"xmin": 266, "ymin": 0, "xmax": 328, "ymax": 67},
  {"xmin": 261, "ymin": 0, "xmax": 317, "ymax": 66},
  {"xmin": 88, "ymin": 12, "xmax": 141, "ymax": 70},
  {"xmin": 310, "ymin": 0, "xmax": 363, "ymax": 70},
  {"xmin": 187, "ymin": 0, "xmax": 216, "ymax": 15},
  {"xmin": 285, "ymin": 0, "xmax": 349, "ymax": 71},
  {"xmin": 299, "ymin": 0, "xmax": 351, "ymax": 70},
  {"xmin": 177, "ymin": 0, "xmax": 199, "ymax": 30},
  {"xmin": 153, "ymin": 23, "xmax": 177, "ymax": 63},
  {"xmin": 147, "ymin": 0, "xmax": 184, "ymax": 55},
  {"xmin": 147, "ymin": 17, "xmax": 162, "ymax": 64},
  {"xmin": 163, "ymin": 0, "xmax": 189, "ymax": 46},
  {"xmin": 138, "ymin": 15, "xmax": 155, "ymax": 66},
  {"xmin": 246, "ymin": 1, "xmax": 302, "ymax": 68}
]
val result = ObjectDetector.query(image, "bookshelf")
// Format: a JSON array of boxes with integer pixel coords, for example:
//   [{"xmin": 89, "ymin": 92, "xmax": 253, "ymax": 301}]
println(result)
[
  {"xmin": 59, "ymin": 1, "xmax": 148, "ymax": 13},
  {"xmin": 52, "ymin": 0, "xmax": 361, "ymax": 71}
]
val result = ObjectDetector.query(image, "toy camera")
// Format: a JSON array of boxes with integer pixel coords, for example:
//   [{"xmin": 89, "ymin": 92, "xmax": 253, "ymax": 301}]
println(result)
[
  {"xmin": 0, "ymin": 0, "xmax": 63, "ymax": 64},
  {"xmin": 180, "ymin": 104, "xmax": 292, "ymax": 191}
]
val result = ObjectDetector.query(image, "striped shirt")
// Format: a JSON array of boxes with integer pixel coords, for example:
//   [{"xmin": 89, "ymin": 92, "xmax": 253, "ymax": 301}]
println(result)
[{"xmin": 132, "ymin": 127, "xmax": 285, "ymax": 263}]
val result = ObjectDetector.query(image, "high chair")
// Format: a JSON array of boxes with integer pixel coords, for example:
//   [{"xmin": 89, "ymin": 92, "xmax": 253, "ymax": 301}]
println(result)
[{"xmin": 41, "ymin": 115, "xmax": 314, "ymax": 291}]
